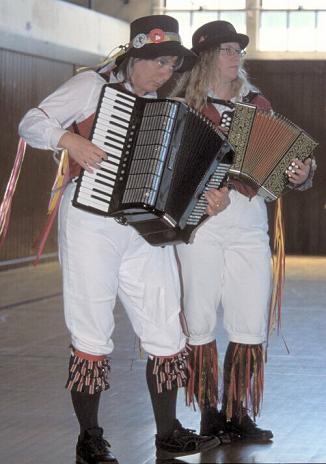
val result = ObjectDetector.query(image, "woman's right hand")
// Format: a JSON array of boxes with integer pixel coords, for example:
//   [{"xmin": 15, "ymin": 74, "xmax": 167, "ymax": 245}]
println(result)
[
  {"xmin": 205, "ymin": 186, "xmax": 230, "ymax": 216},
  {"xmin": 58, "ymin": 132, "xmax": 107, "ymax": 172}
]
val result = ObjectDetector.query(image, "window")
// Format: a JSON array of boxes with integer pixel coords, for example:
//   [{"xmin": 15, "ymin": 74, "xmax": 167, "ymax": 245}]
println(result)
[
  {"xmin": 163, "ymin": 0, "xmax": 326, "ymax": 53},
  {"xmin": 259, "ymin": 2, "xmax": 326, "ymax": 51}
]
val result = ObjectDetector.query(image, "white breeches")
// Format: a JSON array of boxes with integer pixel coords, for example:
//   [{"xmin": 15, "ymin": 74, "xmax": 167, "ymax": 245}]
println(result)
[
  {"xmin": 176, "ymin": 190, "xmax": 272, "ymax": 346},
  {"xmin": 58, "ymin": 182, "xmax": 185, "ymax": 357}
]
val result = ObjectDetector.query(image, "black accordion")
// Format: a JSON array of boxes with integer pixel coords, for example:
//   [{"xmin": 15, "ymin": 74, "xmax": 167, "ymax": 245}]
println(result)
[
  {"xmin": 72, "ymin": 85, "xmax": 233, "ymax": 245},
  {"xmin": 226, "ymin": 103, "xmax": 318, "ymax": 201}
]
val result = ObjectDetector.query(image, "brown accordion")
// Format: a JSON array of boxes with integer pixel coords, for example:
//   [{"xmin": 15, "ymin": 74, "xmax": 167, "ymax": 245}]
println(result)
[{"xmin": 227, "ymin": 103, "xmax": 318, "ymax": 200}]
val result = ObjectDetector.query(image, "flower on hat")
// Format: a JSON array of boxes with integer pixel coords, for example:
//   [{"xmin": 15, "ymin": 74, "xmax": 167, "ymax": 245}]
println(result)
[{"xmin": 149, "ymin": 28, "xmax": 166, "ymax": 43}]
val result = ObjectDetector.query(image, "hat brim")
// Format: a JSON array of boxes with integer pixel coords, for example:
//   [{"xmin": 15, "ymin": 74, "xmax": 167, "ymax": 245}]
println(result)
[
  {"xmin": 193, "ymin": 32, "xmax": 249, "ymax": 53},
  {"xmin": 115, "ymin": 42, "xmax": 197, "ymax": 72}
]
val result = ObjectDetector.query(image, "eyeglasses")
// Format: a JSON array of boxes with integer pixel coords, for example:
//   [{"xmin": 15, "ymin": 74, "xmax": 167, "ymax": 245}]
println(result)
[{"xmin": 218, "ymin": 47, "xmax": 246, "ymax": 57}]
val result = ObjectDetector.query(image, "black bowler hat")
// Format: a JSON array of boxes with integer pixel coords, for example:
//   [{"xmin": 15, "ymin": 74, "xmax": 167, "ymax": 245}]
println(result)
[
  {"xmin": 192, "ymin": 20, "xmax": 249, "ymax": 53},
  {"xmin": 115, "ymin": 15, "xmax": 197, "ymax": 72}
]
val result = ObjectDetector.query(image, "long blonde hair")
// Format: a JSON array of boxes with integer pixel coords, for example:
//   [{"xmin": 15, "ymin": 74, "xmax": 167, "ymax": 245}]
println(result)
[{"xmin": 170, "ymin": 48, "xmax": 258, "ymax": 112}]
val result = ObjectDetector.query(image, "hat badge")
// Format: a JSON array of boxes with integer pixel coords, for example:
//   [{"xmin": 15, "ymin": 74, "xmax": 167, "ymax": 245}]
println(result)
[
  {"xmin": 132, "ymin": 33, "xmax": 147, "ymax": 48},
  {"xmin": 149, "ymin": 28, "xmax": 165, "ymax": 43}
]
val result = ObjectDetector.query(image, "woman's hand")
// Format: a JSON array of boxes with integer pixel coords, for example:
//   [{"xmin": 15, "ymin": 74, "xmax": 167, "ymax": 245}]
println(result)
[
  {"xmin": 58, "ymin": 132, "xmax": 107, "ymax": 172},
  {"xmin": 205, "ymin": 186, "xmax": 230, "ymax": 216},
  {"xmin": 286, "ymin": 157, "xmax": 312, "ymax": 186}
]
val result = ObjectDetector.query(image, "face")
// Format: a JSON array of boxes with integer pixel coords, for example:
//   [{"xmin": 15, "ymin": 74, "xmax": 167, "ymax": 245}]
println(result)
[
  {"xmin": 215, "ymin": 42, "xmax": 242, "ymax": 83},
  {"xmin": 131, "ymin": 56, "xmax": 179, "ymax": 96}
]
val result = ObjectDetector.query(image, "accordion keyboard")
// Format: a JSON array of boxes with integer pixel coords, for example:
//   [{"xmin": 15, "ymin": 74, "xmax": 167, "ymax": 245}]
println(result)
[{"xmin": 74, "ymin": 86, "xmax": 136, "ymax": 213}]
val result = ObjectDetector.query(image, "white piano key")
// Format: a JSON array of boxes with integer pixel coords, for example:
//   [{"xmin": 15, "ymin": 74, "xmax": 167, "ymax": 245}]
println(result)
[
  {"xmin": 83, "ymin": 168, "xmax": 118, "ymax": 183},
  {"xmin": 93, "ymin": 127, "xmax": 124, "ymax": 147},
  {"xmin": 90, "ymin": 141, "xmax": 123, "ymax": 161},
  {"xmin": 81, "ymin": 176, "xmax": 115, "ymax": 193},
  {"xmin": 100, "ymin": 97, "xmax": 133, "ymax": 114},
  {"xmin": 79, "ymin": 185, "xmax": 112, "ymax": 202},
  {"xmin": 95, "ymin": 120, "xmax": 128, "ymax": 138},
  {"xmin": 104, "ymin": 87, "xmax": 136, "ymax": 104},
  {"xmin": 92, "ymin": 163, "xmax": 119, "ymax": 179},
  {"xmin": 77, "ymin": 190, "xmax": 110, "ymax": 206},
  {"xmin": 101, "ymin": 95, "xmax": 134, "ymax": 113},
  {"xmin": 99, "ymin": 102, "xmax": 131, "ymax": 123},
  {"xmin": 76, "ymin": 193, "xmax": 109, "ymax": 212},
  {"xmin": 92, "ymin": 136, "xmax": 122, "ymax": 157}
]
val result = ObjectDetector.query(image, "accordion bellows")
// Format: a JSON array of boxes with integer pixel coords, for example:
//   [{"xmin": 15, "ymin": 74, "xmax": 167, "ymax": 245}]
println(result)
[{"xmin": 228, "ymin": 103, "xmax": 318, "ymax": 200}]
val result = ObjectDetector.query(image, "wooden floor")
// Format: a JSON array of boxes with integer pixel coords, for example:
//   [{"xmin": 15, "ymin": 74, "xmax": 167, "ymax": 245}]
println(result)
[{"xmin": 0, "ymin": 256, "xmax": 325, "ymax": 464}]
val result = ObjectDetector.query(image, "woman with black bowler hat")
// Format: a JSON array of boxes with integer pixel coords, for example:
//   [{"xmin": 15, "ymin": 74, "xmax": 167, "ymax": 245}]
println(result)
[
  {"xmin": 172, "ymin": 20, "xmax": 314, "ymax": 444},
  {"xmin": 18, "ymin": 15, "xmax": 220, "ymax": 463}
]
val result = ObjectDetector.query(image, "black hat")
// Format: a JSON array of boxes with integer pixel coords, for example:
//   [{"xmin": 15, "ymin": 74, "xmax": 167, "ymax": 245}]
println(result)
[
  {"xmin": 192, "ymin": 20, "xmax": 249, "ymax": 54},
  {"xmin": 115, "ymin": 15, "xmax": 197, "ymax": 72}
]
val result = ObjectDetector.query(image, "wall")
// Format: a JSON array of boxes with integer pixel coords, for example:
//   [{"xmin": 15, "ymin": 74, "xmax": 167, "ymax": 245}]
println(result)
[
  {"xmin": 247, "ymin": 60, "xmax": 326, "ymax": 255},
  {"xmin": 0, "ymin": 1, "xmax": 325, "ymax": 266},
  {"xmin": 64, "ymin": 0, "xmax": 160, "ymax": 22},
  {"xmin": 0, "ymin": 0, "xmax": 130, "ymax": 266}
]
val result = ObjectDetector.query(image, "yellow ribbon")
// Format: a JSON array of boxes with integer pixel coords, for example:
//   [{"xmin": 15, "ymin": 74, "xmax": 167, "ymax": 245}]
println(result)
[
  {"xmin": 47, "ymin": 149, "xmax": 69, "ymax": 215},
  {"xmin": 268, "ymin": 197, "xmax": 286, "ymax": 341}
]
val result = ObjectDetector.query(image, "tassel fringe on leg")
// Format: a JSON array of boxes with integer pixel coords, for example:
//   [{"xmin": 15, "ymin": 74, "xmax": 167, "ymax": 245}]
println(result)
[
  {"xmin": 186, "ymin": 341, "xmax": 218, "ymax": 410},
  {"xmin": 151, "ymin": 347, "xmax": 190, "ymax": 393},
  {"xmin": 224, "ymin": 343, "xmax": 264, "ymax": 420},
  {"xmin": 65, "ymin": 349, "xmax": 110, "ymax": 394}
]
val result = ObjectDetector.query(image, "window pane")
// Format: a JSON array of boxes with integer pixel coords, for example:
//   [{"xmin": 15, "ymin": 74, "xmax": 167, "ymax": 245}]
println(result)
[
  {"xmin": 262, "ymin": 0, "xmax": 326, "ymax": 8},
  {"xmin": 216, "ymin": 0, "xmax": 245, "ymax": 8},
  {"xmin": 166, "ymin": 12, "xmax": 192, "ymax": 47},
  {"xmin": 192, "ymin": 11, "xmax": 219, "ymax": 32},
  {"xmin": 165, "ymin": 0, "xmax": 245, "ymax": 8},
  {"xmin": 288, "ymin": 12, "xmax": 315, "ymax": 50},
  {"xmin": 219, "ymin": 12, "xmax": 246, "ymax": 33},
  {"xmin": 317, "ymin": 11, "xmax": 326, "ymax": 50},
  {"xmin": 165, "ymin": 0, "xmax": 195, "ymax": 9},
  {"xmin": 259, "ymin": 12, "xmax": 287, "ymax": 50}
]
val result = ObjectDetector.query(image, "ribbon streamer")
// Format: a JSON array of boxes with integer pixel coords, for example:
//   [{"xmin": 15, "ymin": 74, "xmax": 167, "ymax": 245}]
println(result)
[
  {"xmin": 33, "ymin": 149, "xmax": 70, "ymax": 264},
  {"xmin": 266, "ymin": 197, "xmax": 286, "ymax": 352},
  {"xmin": 0, "ymin": 138, "xmax": 27, "ymax": 248}
]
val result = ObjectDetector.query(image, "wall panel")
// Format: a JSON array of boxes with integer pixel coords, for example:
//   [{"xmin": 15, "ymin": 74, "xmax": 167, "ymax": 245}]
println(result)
[
  {"xmin": 0, "ymin": 56, "xmax": 325, "ymax": 267},
  {"xmin": 247, "ymin": 60, "xmax": 326, "ymax": 255},
  {"xmin": 0, "ymin": 49, "xmax": 73, "ymax": 265}
]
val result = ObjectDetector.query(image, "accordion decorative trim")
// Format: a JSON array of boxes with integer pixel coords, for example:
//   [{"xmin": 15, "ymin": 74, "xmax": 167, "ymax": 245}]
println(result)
[{"xmin": 228, "ymin": 103, "xmax": 318, "ymax": 201}]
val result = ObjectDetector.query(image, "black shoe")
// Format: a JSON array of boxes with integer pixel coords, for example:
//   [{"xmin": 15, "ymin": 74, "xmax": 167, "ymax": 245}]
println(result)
[
  {"xmin": 156, "ymin": 419, "xmax": 220, "ymax": 460},
  {"xmin": 76, "ymin": 427, "xmax": 119, "ymax": 463},
  {"xmin": 200, "ymin": 408, "xmax": 232, "ymax": 444},
  {"xmin": 226, "ymin": 414, "xmax": 273, "ymax": 442}
]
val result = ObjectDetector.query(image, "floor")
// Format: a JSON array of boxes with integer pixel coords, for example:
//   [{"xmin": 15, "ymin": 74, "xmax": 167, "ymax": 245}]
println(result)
[{"xmin": 0, "ymin": 256, "xmax": 325, "ymax": 464}]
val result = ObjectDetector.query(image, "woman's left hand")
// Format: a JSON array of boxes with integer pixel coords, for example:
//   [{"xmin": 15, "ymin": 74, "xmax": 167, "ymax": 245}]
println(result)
[
  {"xmin": 205, "ymin": 186, "xmax": 230, "ymax": 216},
  {"xmin": 286, "ymin": 157, "xmax": 312, "ymax": 186}
]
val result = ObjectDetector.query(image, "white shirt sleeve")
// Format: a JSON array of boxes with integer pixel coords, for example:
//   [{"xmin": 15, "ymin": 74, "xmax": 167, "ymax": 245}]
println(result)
[{"xmin": 18, "ymin": 71, "xmax": 106, "ymax": 151}]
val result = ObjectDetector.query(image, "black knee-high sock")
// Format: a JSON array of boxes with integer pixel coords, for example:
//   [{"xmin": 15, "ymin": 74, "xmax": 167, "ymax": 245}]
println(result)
[
  {"xmin": 146, "ymin": 357, "xmax": 177, "ymax": 439},
  {"xmin": 71, "ymin": 391, "xmax": 101, "ymax": 438},
  {"xmin": 221, "ymin": 342, "xmax": 236, "ymax": 415}
]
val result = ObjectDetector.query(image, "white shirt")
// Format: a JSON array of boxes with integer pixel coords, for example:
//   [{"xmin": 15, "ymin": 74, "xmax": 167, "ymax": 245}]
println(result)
[{"xmin": 18, "ymin": 70, "xmax": 156, "ymax": 151}]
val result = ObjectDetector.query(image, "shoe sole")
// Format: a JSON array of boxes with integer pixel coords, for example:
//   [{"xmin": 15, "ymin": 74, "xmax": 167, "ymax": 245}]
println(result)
[
  {"xmin": 156, "ymin": 437, "xmax": 220, "ymax": 460},
  {"xmin": 229, "ymin": 432, "xmax": 273, "ymax": 442},
  {"xmin": 76, "ymin": 455, "xmax": 119, "ymax": 464}
]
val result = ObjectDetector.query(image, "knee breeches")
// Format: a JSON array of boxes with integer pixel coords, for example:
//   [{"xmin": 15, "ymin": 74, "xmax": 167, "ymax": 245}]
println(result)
[
  {"xmin": 58, "ymin": 183, "xmax": 185, "ymax": 357},
  {"xmin": 177, "ymin": 191, "xmax": 272, "ymax": 345}
]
